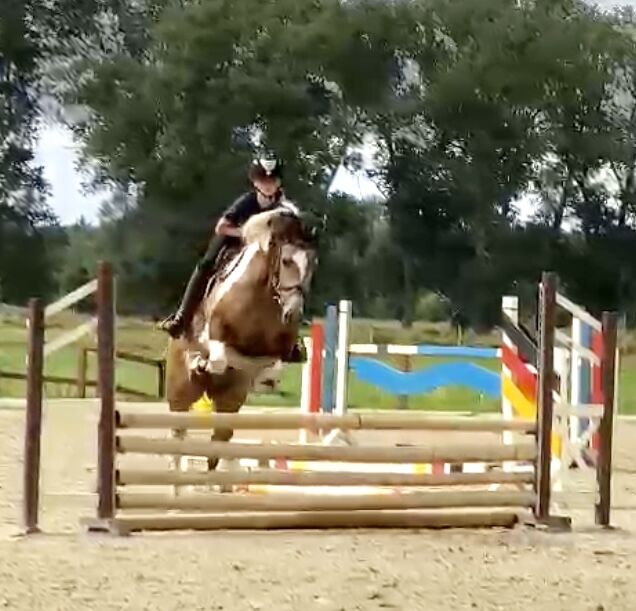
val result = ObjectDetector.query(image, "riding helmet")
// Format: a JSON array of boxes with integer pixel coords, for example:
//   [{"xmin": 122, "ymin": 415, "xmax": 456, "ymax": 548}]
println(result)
[{"xmin": 249, "ymin": 154, "xmax": 283, "ymax": 181}]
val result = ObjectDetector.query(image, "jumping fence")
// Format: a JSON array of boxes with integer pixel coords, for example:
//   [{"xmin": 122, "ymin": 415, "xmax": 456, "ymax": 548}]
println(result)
[{"xmin": 20, "ymin": 269, "xmax": 618, "ymax": 534}]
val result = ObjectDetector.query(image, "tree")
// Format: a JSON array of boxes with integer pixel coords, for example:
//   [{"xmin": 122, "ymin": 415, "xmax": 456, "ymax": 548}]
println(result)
[{"xmin": 0, "ymin": 1, "xmax": 59, "ymax": 303}]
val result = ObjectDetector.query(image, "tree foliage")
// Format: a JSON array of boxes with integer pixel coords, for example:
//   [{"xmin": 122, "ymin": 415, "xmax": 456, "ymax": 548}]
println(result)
[{"xmin": 5, "ymin": 0, "xmax": 636, "ymax": 327}]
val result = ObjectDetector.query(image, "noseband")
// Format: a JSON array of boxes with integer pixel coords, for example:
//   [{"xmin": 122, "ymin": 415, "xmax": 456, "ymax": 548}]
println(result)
[{"xmin": 272, "ymin": 278, "xmax": 307, "ymax": 306}]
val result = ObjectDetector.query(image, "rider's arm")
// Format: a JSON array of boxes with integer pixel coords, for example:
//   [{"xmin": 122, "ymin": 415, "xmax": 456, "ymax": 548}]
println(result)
[
  {"xmin": 215, "ymin": 217, "xmax": 242, "ymax": 238},
  {"xmin": 215, "ymin": 193, "xmax": 253, "ymax": 238}
]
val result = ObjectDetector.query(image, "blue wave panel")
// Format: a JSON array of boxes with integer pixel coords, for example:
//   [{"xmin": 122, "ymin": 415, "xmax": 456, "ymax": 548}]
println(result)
[
  {"xmin": 349, "ymin": 357, "xmax": 501, "ymax": 398},
  {"xmin": 414, "ymin": 345, "xmax": 499, "ymax": 359}
]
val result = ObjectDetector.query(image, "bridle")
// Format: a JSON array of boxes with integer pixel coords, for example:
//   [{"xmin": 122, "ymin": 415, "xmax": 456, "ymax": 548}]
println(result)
[{"xmin": 267, "ymin": 237, "xmax": 311, "ymax": 308}]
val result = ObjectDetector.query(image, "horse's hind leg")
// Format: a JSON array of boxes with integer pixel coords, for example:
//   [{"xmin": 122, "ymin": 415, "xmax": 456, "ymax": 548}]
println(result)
[
  {"xmin": 168, "ymin": 382, "xmax": 203, "ymax": 496},
  {"xmin": 168, "ymin": 395, "xmax": 201, "ymax": 498},
  {"xmin": 207, "ymin": 375, "xmax": 251, "ymax": 492},
  {"xmin": 165, "ymin": 341, "xmax": 206, "ymax": 496}
]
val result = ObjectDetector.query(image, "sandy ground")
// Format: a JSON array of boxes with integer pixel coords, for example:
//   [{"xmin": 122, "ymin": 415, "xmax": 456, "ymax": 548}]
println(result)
[{"xmin": 2, "ymin": 400, "xmax": 636, "ymax": 611}]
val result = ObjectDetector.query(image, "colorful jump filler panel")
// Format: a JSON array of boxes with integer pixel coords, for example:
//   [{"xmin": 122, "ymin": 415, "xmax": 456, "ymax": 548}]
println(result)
[
  {"xmin": 500, "ymin": 300, "xmax": 561, "ymax": 460},
  {"xmin": 317, "ymin": 300, "xmax": 502, "ymax": 414},
  {"xmin": 348, "ymin": 352, "xmax": 500, "ymax": 399}
]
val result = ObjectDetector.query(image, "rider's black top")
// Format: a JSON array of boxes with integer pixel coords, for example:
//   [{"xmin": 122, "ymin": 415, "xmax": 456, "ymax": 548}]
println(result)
[
  {"xmin": 199, "ymin": 189, "xmax": 285, "ymax": 268},
  {"xmin": 223, "ymin": 190, "xmax": 282, "ymax": 226}
]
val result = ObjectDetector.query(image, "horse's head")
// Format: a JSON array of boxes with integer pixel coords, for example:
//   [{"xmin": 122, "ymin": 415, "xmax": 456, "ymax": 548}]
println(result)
[{"xmin": 242, "ymin": 203, "xmax": 318, "ymax": 324}]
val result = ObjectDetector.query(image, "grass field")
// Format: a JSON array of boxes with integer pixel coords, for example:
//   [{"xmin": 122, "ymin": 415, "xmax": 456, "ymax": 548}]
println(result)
[{"xmin": 1, "ymin": 311, "xmax": 634, "ymax": 414}]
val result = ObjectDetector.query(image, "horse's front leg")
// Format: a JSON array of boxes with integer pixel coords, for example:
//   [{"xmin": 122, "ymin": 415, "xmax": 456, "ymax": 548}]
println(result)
[
  {"xmin": 166, "ymin": 354, "xmax": 206, "ymax": 497},
  {"xmin": 186, "ymin": 342, "xmax": 229, "ymax": 376},
  {"xmin": 206, "ymin": 373, "xmax": 252, "ymax": 491},
  {"xmin": 186, "ymin": 316, "xmax": 230, "ymax": 376}
]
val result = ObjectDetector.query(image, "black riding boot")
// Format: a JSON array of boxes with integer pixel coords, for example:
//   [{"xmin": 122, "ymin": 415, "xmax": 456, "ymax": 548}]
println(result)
[
  {"xmin": 158, "ymin": 235, "xmax": 227, "ymax": 338},
  {"xmin": 157, "ymin": 264, "xmax": 210, "ymax": 338}
]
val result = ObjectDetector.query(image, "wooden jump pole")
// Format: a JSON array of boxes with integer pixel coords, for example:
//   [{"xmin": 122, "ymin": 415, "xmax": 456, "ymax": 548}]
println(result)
[
  {"xmin": 23, "ymin": 298, "xmax": 45, "ymax": 534},
  {"xmin": 117, "ymin": 467, "xmax": 535, "ymax": 488},
  {"xmin": 596, "ymin": 311, "xmax": 618, "ymax": 527},
  {"xmin": 117, "ymin": 436, "xmax": 537, "ymax": 464},
  {"xmin": 117, "ymin": 489, "xmax": 536, "ymax": 512},
  {"xmin": 96, "ymin": 261, "xmax": 116, "ymax": 522},
  {"xmin": 106, "ymin": 509, "xmax": 523, "ymax": 534},
  {"xmin": 117, "ymin": 411, "xmax": 537, "ymax": 433},
  {"xmin": 535, "ymin": 271, "xmax": 556, "ymax": 523}
]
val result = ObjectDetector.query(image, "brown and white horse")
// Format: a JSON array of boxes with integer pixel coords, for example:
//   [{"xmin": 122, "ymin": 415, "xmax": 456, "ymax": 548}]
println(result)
[{"xmin": 164, "ymin": 204, "xmax": 318, "ymax": 470}]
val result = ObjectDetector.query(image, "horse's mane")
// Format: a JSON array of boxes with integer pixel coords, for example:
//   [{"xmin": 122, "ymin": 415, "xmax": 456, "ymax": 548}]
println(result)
[{"xmin": 241, "ymin": 201, "xmax": 302, "ymax": 252}]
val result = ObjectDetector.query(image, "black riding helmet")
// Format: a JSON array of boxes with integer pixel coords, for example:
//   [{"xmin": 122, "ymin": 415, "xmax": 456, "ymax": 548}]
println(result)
[{"xmin": 248, "ymin": 154, "xmax": 283, "ymax": 182}]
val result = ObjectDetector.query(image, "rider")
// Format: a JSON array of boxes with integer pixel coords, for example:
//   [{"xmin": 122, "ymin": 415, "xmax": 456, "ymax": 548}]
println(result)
[{"xmin": 159, "ymin": 154, "xmax": 304, "ymax": 359}]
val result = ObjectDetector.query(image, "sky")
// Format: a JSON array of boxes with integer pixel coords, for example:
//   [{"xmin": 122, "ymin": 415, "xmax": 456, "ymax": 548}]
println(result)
[
  {"xmin": 37, "ymin": 0, "xmax": 635, "ymax": 226},
  {"xmin": 35, "ymin": 122, "xmax": 109, "ymax": 225}
]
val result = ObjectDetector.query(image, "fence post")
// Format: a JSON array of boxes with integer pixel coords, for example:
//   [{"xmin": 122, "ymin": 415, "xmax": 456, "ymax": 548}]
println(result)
[
  {"xmin": 536, "ymin": 272, "xmax": 556, "ymax": 523},
  {"xmin": 96, "ymin": 262, "xmax": 116, "ymax": 521},
  {"xmin": 158, "ymin": 360, "xmax": 166, "ymax": 399},
  {"xmin": 77, "ymin": 347, "xmax": 88, "ymax": 398},
  {"xmin": 23, "ymin": 298, "xmax": 45, "ymax": 533},
  {"xmin": 596, "ymin": 311, "xmax": 618, "ymax": 527}
]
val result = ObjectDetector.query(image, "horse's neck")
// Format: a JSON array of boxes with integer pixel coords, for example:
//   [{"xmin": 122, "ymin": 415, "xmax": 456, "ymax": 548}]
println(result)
[{"xmin": 207, "ymin": 244, "xmax": 270, "ymax": 312}]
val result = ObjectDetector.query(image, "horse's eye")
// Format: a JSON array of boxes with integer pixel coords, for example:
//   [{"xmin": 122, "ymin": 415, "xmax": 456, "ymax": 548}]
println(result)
[{"xmin": 282, "ymin": 257, "xmax": 293, "ymax": 267}]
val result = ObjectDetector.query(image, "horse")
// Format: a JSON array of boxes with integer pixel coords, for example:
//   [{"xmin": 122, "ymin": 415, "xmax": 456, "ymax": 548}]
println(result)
[{"xmin": 164, "ymin": 204, "xmax": 318, "ymax": 475}]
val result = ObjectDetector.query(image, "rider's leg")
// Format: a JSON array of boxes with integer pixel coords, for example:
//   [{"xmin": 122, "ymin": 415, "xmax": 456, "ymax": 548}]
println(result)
[{"xmin": 158, "ymin": 235, "xmax": 227, "ymax": 338}]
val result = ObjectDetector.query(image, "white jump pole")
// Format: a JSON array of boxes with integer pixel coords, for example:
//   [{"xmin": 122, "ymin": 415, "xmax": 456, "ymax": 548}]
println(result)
[
  {"xmin": 299, "ymin": 336, "xmax": 313, "ymax": 445},
  {"xmin": 569, "ymin": 317, "xmax": 584, "ymax": 448},
  {"xmin": 335, "ymin": 300, "xmax": 352, "ymax": 417}
]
